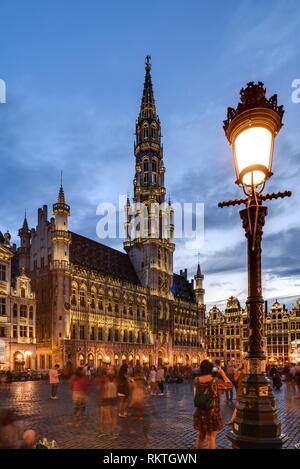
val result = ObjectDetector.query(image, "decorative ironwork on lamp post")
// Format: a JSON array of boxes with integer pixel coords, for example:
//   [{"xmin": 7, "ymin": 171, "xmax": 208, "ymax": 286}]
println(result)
[{"xmin": 219, "ymin": 82, "xmax": 291, "ymax": 449}]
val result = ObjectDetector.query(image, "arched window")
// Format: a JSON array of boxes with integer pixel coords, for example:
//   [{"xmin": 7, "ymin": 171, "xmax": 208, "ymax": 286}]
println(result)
[
  {"xmin": 151, "ymin": 126, "xmax": 157, "ymax": 140},
  {"xmin": 21, "ymin": 288, "xmax": 26, "ymax": 298},
  {"xmin": 152, "ymin": 160, "xmax": 157, "ymax": 172},
  {"xmin": 90, "ymin": 293, "xmax": 96, "ymax": 309},
  {"xmin": 143, "ymin": 159, "xmax": 149, "ymax": 172},
  {"xmin": 79, "ymin": 290, "xmax": 86, "ymax": 307},
  {"xmin": 71, "ymin": 288, "xmax": 77, "ymax": 306},
  {"xmin": 143, "ymin": 125, "xmax": 149, "ymax": 139}
]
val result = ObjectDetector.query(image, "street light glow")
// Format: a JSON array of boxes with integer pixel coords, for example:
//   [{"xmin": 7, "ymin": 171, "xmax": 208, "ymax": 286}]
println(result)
[{"xmin": 234, "ymin": 126, "xmax": 273, "ymax": 186}]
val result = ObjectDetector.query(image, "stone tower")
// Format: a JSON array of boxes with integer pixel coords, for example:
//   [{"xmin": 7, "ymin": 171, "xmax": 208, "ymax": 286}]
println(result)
[
  {"xmin": 124, "ymin": 56, "xmax": 174, "ymax": 299},
  {"xmin": 18, "ymin": 213, "xmax": 31, "ymax": 273}
]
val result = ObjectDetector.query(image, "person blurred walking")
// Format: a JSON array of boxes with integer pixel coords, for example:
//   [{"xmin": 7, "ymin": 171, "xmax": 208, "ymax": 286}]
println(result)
[
  {"xmin": 117, "ymin": 364, "xmax": 129, "ymax": 417},
  {"xmin": 70, "ymin": 367, "xmax": 88, "ymax": 423},
  {"xmin": 98, "ymin": 367, "xmax": 118, "ymax": 438},
  {"xmin": 225, "ymin": 362, "xmax": 246, "ymax": 425}
]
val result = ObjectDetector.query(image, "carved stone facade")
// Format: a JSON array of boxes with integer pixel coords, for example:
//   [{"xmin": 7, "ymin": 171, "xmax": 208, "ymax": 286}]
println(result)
[
  {"xmin": 0, "ymin": 231, "xmax": 36, "ymax": 370},
  {"xmin": 206, "ymin": 296, "xmax": 300, "ymax": 365}
]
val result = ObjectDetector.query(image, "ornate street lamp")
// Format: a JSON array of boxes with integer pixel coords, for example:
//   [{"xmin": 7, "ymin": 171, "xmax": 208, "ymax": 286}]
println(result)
[{"xmin": 220, "ymin": 82, "xmax": 291, "ymax": 449}]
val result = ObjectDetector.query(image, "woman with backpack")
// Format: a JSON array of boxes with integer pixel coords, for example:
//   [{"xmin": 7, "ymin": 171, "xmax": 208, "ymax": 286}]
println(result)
[{"xmin": 193, "ymin": 359, "xmax": 232, "ymax": 449}]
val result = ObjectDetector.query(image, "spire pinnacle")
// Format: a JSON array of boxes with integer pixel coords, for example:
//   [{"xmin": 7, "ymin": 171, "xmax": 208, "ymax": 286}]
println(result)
[
  {"xmin": 140, "ymin": 55, "xmax": 157, "ymax": 119},
  {"xmin": 23, "ymin": 210, "xmax": 29, "ymax": 230},
  {"xmin": 196, "ymin": 253, "xmax": 202, "ymax": 276},
  {"xmin": 58, "ymin": 184, "xmax": 65, "ymax": 204}
]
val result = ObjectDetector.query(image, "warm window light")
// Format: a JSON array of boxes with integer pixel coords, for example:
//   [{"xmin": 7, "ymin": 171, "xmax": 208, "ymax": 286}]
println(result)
[
  {"xmin": 234, "ymin": 127, "xmax": 273, "ymax": 186},
  {"xmin": 105, "ymin": 356, "xmax": 110, "ymax": 362}
]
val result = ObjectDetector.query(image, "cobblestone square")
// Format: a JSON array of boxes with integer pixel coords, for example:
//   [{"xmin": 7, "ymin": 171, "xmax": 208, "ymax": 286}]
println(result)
[{"xmin": 0, "ymin": 380, "xmax": 299, "ymax": 449}]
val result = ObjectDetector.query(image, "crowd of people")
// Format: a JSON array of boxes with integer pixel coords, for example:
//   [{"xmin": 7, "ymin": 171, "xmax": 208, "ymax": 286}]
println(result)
[{"xmin": 1, "ymin": 359, "xmax": 299, "ymax": 449}]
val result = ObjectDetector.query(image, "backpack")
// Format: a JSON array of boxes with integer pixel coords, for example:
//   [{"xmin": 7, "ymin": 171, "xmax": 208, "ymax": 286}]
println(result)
[{"xmin": 194, "ymin": 379, "xmax": 215, "ymax": 410}]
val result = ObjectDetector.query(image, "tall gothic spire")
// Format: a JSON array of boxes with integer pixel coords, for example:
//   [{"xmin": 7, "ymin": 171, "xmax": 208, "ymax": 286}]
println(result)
[
  {"xmin": 139, "ymin": 55, "xmax": 157, "ymax": 120},
  {"xmin": 134, "ymin": 56, "xmax": 165, "ymax": 206},
  {"xmin": 58, "ymin": 184, "xmax": 66, "ymax": 204}
]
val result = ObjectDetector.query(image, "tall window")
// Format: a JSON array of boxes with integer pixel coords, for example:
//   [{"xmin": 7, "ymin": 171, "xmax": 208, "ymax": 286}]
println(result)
[
  {"xmin": 129, "ymin": 330, "xmax": 133, "ymax": 343},
  {"xmin": 0, "ymin": 327, "xmax": 5, "ymax": 337},
  {"xmin": 143, "ymin": 125, "xmax": 149, "ymax": 139},
  {"xmin": 13, "ymin": 304, "xmax": 18, "ymax": 317},
  {"xmin": 71, "ymin": 324, "xmax": 76, "ymax": 339},
  {"xmin": 91, "ymin": 294, "xmax": 96, "ymax": 309},
  {"xmin": 79, "ymin": 325, "xmax": 85, "ymax": 340},
  {"xmin": 29, "ymin": 306, "xmax": 33, "ymax": 320},
  {"xmin": 98, "ymin": 327, "xmax": 103, "ymax": 341},
  {"xmin": 71, "ymin": 289, "xmax": 77, "ymax": 305},
  {"xmin": 90, "ymin": 327, "xmax": 95, "ymax": 340},
  {"xmin": 1, "ymin": 298, "xmax": 7, "ymax": 316},
  {"xmin": 98, "ymin": 296, "xmax": 103, "ymax": 310},
  {"xmin": 13, "ymin": 325, "xmax": 17, "ymax": 338},
  {"xmin": 20, "ymin": 326, "xmax": 27, "ymax": 337},
  {"xmin": 20, "ymin": 305, "xmax": 27, "ymax": 318},
  {"xmin": 29, "ymin": 327, "xmax": 33, "ymax": 339},
  {"xmin": 0, "ymin": 264, "xmax": 6, "ymax": 281},
  {"xmin": 79, "ymin": 291, "xmax": 86, "ymax": 307},
  {"xmin": 151, "ymin": 126, "xmax": 157, "ymax": 140}
]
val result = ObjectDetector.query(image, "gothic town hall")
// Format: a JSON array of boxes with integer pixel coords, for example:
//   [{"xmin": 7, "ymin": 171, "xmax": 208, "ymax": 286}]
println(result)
[{"xmin": 16, "ymin": 59, "xmax": 206, "ymax": 369}]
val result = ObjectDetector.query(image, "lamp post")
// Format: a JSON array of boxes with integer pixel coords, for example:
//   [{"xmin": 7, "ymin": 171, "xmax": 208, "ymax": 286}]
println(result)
[{"xmin": 220, "ymin": 82, "xmax": 291, "ymax": 449}]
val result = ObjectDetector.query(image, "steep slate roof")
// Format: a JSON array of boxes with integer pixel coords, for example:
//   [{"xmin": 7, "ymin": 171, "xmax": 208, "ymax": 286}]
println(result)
[
  {"xmin": 173, "ymin": 273, "xmax": 195, "ymax": 302},
  {"xmin": 69, "ymin": 232, "xmax": 141, "ymax": 285}
]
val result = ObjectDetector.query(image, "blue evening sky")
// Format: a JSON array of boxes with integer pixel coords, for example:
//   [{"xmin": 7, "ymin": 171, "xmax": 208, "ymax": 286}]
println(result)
[{"xmin": 0, "ymin": 0, "xmax": 300, "ymax": 310}]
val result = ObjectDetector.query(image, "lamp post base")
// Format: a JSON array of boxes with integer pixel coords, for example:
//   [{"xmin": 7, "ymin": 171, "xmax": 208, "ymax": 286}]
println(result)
[{"xmin": 227, "ymin": 373, "xmax": 288, "ymax": 449}]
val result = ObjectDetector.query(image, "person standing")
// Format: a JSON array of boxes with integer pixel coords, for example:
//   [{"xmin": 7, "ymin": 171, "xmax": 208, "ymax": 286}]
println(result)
[
  {"xmin": 149, "ymin": 366, "xmax": 157, "ymax": 396},
  {"xmin": 49, "ymin": 364, "xmax": 60, "ymax": 399},
  {"xmin": 194, "ymin": 359, "xmax": 232, "ymax": 449},
  {"xmin": 156, "ymin": 366, "xmax": 165, "ymax": 396}
]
